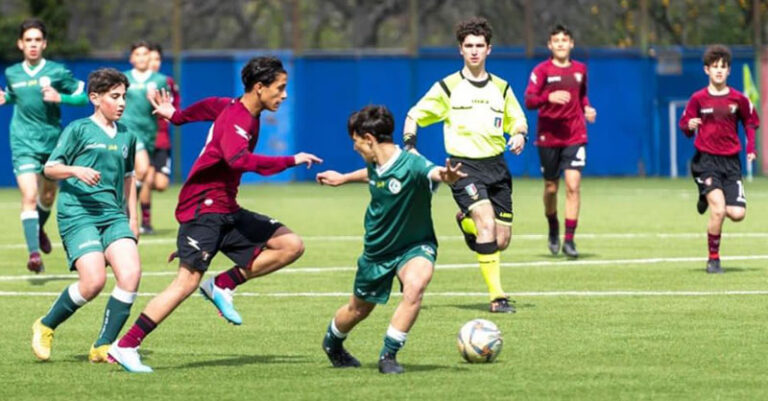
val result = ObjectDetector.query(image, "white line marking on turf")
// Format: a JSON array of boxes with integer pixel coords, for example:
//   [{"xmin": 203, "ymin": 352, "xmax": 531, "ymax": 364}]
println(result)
[{"xmin": 0, "ymin": 255, "xmax": 766, "ymax": 282}]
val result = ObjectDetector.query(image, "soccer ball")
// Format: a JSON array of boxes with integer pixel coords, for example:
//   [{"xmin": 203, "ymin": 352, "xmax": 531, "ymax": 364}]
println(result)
[{"xmin": 456, "ymin": 319, "xmax": 503, "ymax": 363}]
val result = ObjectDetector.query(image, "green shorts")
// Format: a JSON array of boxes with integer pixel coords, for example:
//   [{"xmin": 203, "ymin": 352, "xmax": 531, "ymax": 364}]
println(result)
[
  {"xmin": 61, "ymin": 218, "xmax": 136, "ymax": 270},
  {"xmin": 353, "ymin": 242, "xmax": 437, "ymax": 304},
  {"xmin": 12, "ymin": 153, "xmax": 48, "ymax": 176}
]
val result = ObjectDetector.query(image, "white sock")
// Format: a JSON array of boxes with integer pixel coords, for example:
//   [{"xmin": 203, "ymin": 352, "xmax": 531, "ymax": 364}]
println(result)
[
  {"xmin": 386, "ymin": 325, "xmax": 407, "ymax": 342},
  {"xmin": 111, "ymin": 286, "xmax": 137, "ymax": 304},
  {"xmin": 68, "ymin": 283, "xmax": 87, "ymax": 306},
  {"xmin": 330, "ymin": 319, "xmax": 347, "ymax": 338}
]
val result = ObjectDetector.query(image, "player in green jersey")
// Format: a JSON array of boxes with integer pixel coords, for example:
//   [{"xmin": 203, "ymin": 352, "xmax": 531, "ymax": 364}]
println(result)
[
  {"xmin": 31, "ymin": 68, "xmax": 142, "ymax": 364},
  {"xmin": 403, "ymin": 17, "xmax": 527, "ymax": 313},
  {"xmin": 0, "ymin": 19, "xmax": 87, "ymax": 273},
  {"xmin": 121, "ymin": 40, "xmax": 168, "ymax": 233},
  {"xmin": 317, "ymin": 105, "xmax": 465, "ymax": 374}
]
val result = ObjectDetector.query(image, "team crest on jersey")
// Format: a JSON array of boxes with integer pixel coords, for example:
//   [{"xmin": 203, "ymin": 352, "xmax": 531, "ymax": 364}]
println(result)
[
  {"xmin": 464, "ymin": 183, "xmax": 479, "ymax": 200},
  {"xmin": 705, "ymin": 177, "xmax": 713, "ymax": 186},
  {"xmin": 121, "ymin": 145, "xmax": 129, "ymax": 158},
  {"xmin": 574, "ymin": 73, "xmax": 583, "ymax": 83},
  {"xmin": 729, "ymin": 104, "xmax": 738, "ymax": 114},
  {"xmin": 494, "ymin": 117, "xmax": 502, "ymax": 128},
  {"xmin": 388, "ymin": 178, "xmax": 402, "ymax": 194},
  {"xmin": 39, "ymin": 76, "xmax": 51, "ymax": 88}
]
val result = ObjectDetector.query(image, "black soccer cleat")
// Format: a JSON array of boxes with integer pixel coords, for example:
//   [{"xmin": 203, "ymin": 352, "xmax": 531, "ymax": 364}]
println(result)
[
  {"xmin": 378, "ymin": 353, "xmax": 404, "ymax": 374},
  {"xmin": 696, "ymin": 196, "xmax": 708, "ymax": 215},
  {"xmin": 489, "ymin": 297, "xmax": 516, "ymax": 313},
  {"xmin": 706, "ymin": 258, "xmax": 723, "ymax": 274},
  {"xmin": 562, "ymin": 240, "xmax": 579, "ymax": 258},
  {"xmin": 323, "ymin": 345, "xmax": 361, "ymax": 368},
  {"xmin": 548, "ymin": 234, "xmax": 560, "ymax": 256},
  {"xmin": 455, "ymin": 212, "xmax": 476, "ymax": 251}
]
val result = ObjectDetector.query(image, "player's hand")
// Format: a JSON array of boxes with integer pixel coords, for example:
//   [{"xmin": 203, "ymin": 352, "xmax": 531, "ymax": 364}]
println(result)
[
  {"xmin": 548, "ymin": 90, "xmax": 571, "ymax": 105},
  {"xmin": 73, "ymin": 166, "xmax": 101, "ymax": 186},
  {"xmin": 294, "ymin": 152, "xmax": 323, "ymax": 168},
  {"xmin": 507, "ymin": 133, "xmax": 526, "ymax": 155},
  {"xmin": 316, "ymin": 170, "xmax": 346, "ymax": 186},
  {"xmin": 150, "ymin": 88, "xmax": 176, "ymax": 119},
  {"xmin": 747, "ymin": 152, "xmax": 757, "ymax": 162},
  {"xmin": 688, "ymin": 118, "xmax": 702, "ymax": 131},
  {"xmin": 584, "ymin": 106, "xmax": 597, "ymax": 123},
  {"xmin": 0, "ymin": 88, "xmax": 6, "ymax": 105},
  {"xmin": 438, "ymin": 159, "xmax": 467, "ymax": 185},
  {"xmin": 41, "ymin": 86, "xmax": 62, "ymax": 103}
]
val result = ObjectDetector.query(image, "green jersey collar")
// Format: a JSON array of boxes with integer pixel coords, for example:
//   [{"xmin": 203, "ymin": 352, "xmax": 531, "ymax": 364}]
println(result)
[{"xmin": 22, "ymin": 58, "xmax": 46, "ymax": 77}]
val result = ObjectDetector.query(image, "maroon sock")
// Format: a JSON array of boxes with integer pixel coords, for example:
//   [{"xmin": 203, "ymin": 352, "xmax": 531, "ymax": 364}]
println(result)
[
  {"xmin": 141, "ymin": 203, "xmax": 151, "ymax": 226},
  {"xmin": 565, "ymin": 219, "xmax": 578, "ymax": 242},
  {"xmin": 214, "ymin": 267, "xmax": 248, "ymax": 290},
  {"xmin": 546, "ymin": 213, "xmax": 559, "ymax": 237},
  {"xmin": 708, "ymin": 232, "xmax": 721, "ymax": 260},
  {"xmin": 118, "ymin": 313, "xmax": 157, "ymax": 348}
]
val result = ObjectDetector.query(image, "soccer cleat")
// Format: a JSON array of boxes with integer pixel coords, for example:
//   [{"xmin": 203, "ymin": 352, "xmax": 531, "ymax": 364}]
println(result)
[
  {"xmin": 706, "ymin": 258, "xmax": 723, "ymax": 274},
  {"xmin": 548, "ymin": 234, "xmax": 561, "ymax": 256},
  {"xmin": 199, "ymin": 277, "xmax": 242, "ymax": 325},
  {"xmin": 378, "ymin": 353, "xmax": 404, "ymax": 374},
  {"xmin": 696, "ymin": 196, "xmax": 708, "ymax": 215},
  {"xmin": 562, "ymin": 240, "xmax": 579, "ymax": 258},
  {"xmin": 32, "ymin": 317, "xmax": 54, "ymax": 361},
  {"xmin": 139, "ymin": 225, "xmax": 155, "ymax": 235},
  {"xmin": 108, "ymin": 343, "xmax": 153, "ymax": 373},
  {"xmin": 39, "ymin": 229, "xmax": 52, "ymax": 254},
  {"xmin": 455, "ymin": 212, "xmax": 477, "ymax": 251},
  {"xmin": 27, "ymin": 252, "xmax": 44, "ymax": 274},
  {"xmin": 323, "ymin": 345, "xmax": 361, "ymax": 368},
  {"xmin": 489, "ymin": 297, "xmax": 516, "ymax": 314},
  {"xmin": 88, "ymin": 344, "xmax": 113, "ymax": 363}
]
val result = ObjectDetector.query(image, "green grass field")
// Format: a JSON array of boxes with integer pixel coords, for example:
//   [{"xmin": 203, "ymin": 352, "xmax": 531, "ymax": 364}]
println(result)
[{"xmin": 1, "ymin": 177, "xmax": 767, "ymax": 400}]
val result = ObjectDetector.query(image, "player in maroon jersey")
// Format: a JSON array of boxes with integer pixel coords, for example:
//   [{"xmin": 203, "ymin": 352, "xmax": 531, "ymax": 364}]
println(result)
[
  {"xmin": 525, "ymin": 24, "xmax": 596, "ymax": 258},
  {"xmin": 678, "ymin": 45, "xmax": 758, "ymax": 274},
  {"xmin": 108, "ymin": 57, "xmax": 322, "ymax": 373}
]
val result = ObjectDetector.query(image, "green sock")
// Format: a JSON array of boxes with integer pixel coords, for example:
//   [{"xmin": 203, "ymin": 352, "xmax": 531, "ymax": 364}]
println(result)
[
  {"xmin": 379, "ymin": 325, "xmax": 407, "ymax": 358},
  {"xmin": 21, "ymin": 211, "xmax": 39, "ymax": 253},
  {"xmin": 323, "ymin": 319, "xmax": 347, "ymax": 351},
  {"xmin": 41, "ymin": 283, "xmax": 86, "ymax": 329},
  {"xmin": 37, "ymin": 202, "xmax": 51, "ymax": 228},
  {"xmin": 94, "ymin": 288, "xmax": 136, "ymax": 347}
]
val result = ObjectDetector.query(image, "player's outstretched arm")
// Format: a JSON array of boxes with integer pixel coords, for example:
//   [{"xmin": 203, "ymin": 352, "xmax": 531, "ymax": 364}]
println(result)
[
  {"xmin": 44, "ymin": 162, "xmax": 101, "ymax": 186},
  {"xmin": 152, "ymin": 90, "xmax": 233, "ymax": 125},
  {"xmin": 430, "ymin": 159, "xmax": 467, "ymax": 185},
  {"xmin": 294, "ymin": 152, "xmax": 323, "ymax": 168},
  {"xmin": 316, "ymin": 168, "xmax": 368, "ymax": 186}
]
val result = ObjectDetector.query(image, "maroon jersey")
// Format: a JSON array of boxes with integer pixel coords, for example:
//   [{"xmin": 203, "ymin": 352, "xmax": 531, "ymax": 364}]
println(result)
[
  {"xmin": 170, "ymin": 97, "xmax": 234, "ymax": 125},
  {"xmin": 155, "ymin": 76, "xmax": 180, "ymax": 150},
  {"xmin": 524, "ymin": 59, "xmax": 590, "ymax": 147},
  {"xmin": 679, "ymin": 87, "xmax": 758, "ymax": 156},
  {"xmin": 175, "ymin": 100, "xmax": 296, "ymax": 223}
]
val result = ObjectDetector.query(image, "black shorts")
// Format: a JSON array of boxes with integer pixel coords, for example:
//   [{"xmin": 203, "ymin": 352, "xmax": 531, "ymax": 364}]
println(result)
[
  {"xmin": 538, "ymin": 144, "xmax": 586, "ymax": 180},
  {"xmin": 690, "ymin": 151, "xmax": 746, "ymax": 208},
  {"xmin": 449, "ymin": 154, "xmax": 513, "ymax": 225},
  {"xmin": 152, "ymin": 149, "xmax": 172, "ymax": 176},
  {"xmin": 176, "ymin": 209, "xmax": 284, "ymax": 271}
]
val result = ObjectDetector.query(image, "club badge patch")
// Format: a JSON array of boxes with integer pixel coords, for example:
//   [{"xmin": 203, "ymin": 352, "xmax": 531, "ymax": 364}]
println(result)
[{"xmin": 388, "ymin": 178, "xmax": 402, "ymax": 194}]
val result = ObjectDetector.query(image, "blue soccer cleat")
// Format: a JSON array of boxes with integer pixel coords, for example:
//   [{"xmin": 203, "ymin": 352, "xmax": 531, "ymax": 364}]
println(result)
[
  {"xmin": 108, "ymin": 343, "xmax": 153, "ymax": 373},
  {"xmin": 199, "ymin": 277, "xmax": 242, "ymax": 325}
]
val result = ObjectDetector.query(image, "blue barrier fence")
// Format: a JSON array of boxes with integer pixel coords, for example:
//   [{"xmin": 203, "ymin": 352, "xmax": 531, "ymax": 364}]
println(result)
[{"xmin": 0, "ymin": 47, "xmax": 757, "ymax": 186}]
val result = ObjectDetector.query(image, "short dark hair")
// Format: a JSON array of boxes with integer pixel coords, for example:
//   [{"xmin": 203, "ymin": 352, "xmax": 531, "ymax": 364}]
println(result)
[
  {"xmin": 241, "ymin": 56, "xmax": 286, "ymax": 92},
  {"xmin": 150, "ymin": 42, "xmax": 163, "ymax": 57},
  {"xmin": 87, "ymin": 68, "xmax": 129, "ymax": 95},
  {"xmin": 130, "ymin": 40, "xmax": 152, "ymax": 53},
  {"xmin": 549, "ymin": 24, "xmax": 572, "ymax": 39},
  {"xmin": 455, "ymin": 17, "xmax": 492, "ymax": 45},
  {"xmin": 703, "ymin": 44, "xmax": 731, "ymax": 67},
  {"xmin": 19, "ymin": 18, "xmax": 47, "ymax": 39},
  {"xmin": 347, "ymin": 105, "xmax": 394, "ymax": 143}
]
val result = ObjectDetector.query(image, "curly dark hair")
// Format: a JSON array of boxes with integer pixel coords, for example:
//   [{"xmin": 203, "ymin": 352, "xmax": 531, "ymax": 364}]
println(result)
[
  {"xmin": 455, "ymin": 17, "xmax": 492, "ymax": 45},
  {"xmin": 347, "ymin": 105, "xmax": 394, "ymax": 143}
]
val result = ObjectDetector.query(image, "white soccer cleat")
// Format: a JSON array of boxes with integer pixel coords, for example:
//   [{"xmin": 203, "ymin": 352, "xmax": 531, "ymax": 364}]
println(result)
[
  {"xmin": 199, "ymin": 277, "xmax": 242, "ymax": 325},
  {"xmin": 108, "ymin": 343, "xmax": 153, "ymax": 373}
]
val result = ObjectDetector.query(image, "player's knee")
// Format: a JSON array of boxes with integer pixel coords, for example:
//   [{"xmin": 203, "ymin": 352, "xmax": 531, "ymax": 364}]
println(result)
[
  {"xmin": 728, "ymin": 208, "xmax": 746, "ymax": 222},
  {"xmin": 403, "ymin": 280, "xmax": 428, "ymax": 304},
  {"xmin": 283, "ymin": 235, "xmax": 305, "ymax": 260},
  {"xmin": 79, "ymin": 277, "xmax": 106, "ymax": 300},
  {"xmin": 21, "ymin": 191, "xmax": 37, "ymax": 208},
  {"xmin": 349, "ymin": 303, "xmax": 373, "ymax": 320},
  {"xmin": 497, "ymin": 236, "xmax": 510, "ymax": 250},
  {"xmin": 565, "ymin": 184, "xmax": 580, "ymax": 197},
  {"xmin": 544, "ymin": 181, "xmax": 558, "ymax": 194},
  {"xmin": 710, "ymin": 204, "xmax": 726, "ymax": 219}
]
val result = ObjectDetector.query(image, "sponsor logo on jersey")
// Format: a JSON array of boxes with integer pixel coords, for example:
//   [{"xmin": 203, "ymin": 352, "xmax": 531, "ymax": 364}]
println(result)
[
  {"xmin": 574, "ymin": 73, "xmax": 583, "ymax": 83},
  {"xmin": 494, "ymin": 117, "xmax": 502, "ymax": 128},
  {"xmin": 108, "ymin": 144, "xmax": 118, "ymax": 151},
  {"xmin": 85, "ymin": 143, "xmax": 107, "ymax": 150},
  {"xmin": 547, "ymin": 76, "xmax": 562, "ymax": 83},
  {"xmin": 729, "ymin": 104, "xmax": 738, "ymax": 113},
  {"xmin": 701, "ymin": 108, "xmax": 714, "ymax": 114},
  {"xmin": 388, "ymin": 178, "xmax": 402, "ymax": 194},
  {"xmin": 11, "ymin": 82, "xmax": 28, "ymax": 88},
  {"xmin": 464, "ymin": 183, "xmax": 479, "ymax": 200},
  {"xmin": 39, "ymin": 76, "xmax": 51, "ymax": 88}
]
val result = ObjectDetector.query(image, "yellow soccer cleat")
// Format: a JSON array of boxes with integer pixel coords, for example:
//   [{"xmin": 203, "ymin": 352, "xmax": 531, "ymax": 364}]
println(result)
[
  {"xmin": 32, "ymin": 318, "xmax": 54, "ymax": 361},
  {"xmin": 88, "ymin": 344, "xmax": 112, "ymax": 363}
]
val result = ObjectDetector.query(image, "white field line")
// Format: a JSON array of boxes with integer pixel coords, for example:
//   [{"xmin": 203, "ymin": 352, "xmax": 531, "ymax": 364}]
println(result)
[
  {"xmin": 0, "ymin": 254, "xmax": 766, "ymax": 282},
  {"xmin": 0, "ymin": 232, "xmax": 767, "ymax": 250}
]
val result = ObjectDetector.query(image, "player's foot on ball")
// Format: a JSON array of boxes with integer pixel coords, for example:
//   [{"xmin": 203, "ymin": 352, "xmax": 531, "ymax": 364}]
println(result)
[
  {"xmin": 378, "ymin": 353, "xmax": 404, "ymax": 374},
  {"xmin": 696, "ymin": 196, "xmax": 708, "ymax": 215},
  {"xmin": 706, "ymin": 258, "xmax": 723, "ymax": 274},
  {"xmin": 489, "ymin": 297, "xmax": 516, "ymax": 313},
  {"xmin": 199, "ymin": 277, "xmax": 242, "ymax": 325},
  {"xmin": 562, "ymin": 240, "xmax": 579, "ymax": 258},
  {"xmin": 32, "ymin": 317, "xmax": 54, "ymax": 361},
  {"xmin": 455, "ymin": 211, "xmax": 476, "ymax": 251},
  {"xmin": 39, "ymin": 229, "xmax": 52, "ymax": 254},
  {"xmin": 323, "ymin": 346, "xmax": 361, "ymax": 368},
  {"xmin": 139, "ymin": 225, "xmax": 155, "ymax": 235},
  {"xmin": 108, "ymin": 343, "xmax": 153, "ymax": 373},
  {"xmin": 548, "ymin": 234, "xmax": 560, "ymax": 256},
  {"xmin": 27, "ymin": 252, "xmax": 44, "ymax": 274},
  {"xmin": 88, "ymin": 344, "xmax": 113, "ymax": 363}
]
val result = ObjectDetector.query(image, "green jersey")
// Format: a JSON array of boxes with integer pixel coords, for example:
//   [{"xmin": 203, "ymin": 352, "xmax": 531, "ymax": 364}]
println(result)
[
  {"xmin": 4, "ymin": 59, "xmax": 84, "ymax": 155},
  {"xmin": 47, "ymin": 117, "xmax": 137, "ymax": 234},
  {"xmin": 408, "ymin": 71, "xmax": 527, "ymax": 159},
  {"xmin": 121, "ymin": 69, "xmax": 167, "ymax": 153},
  {"xmin": 363, "ymin": 148, "xmax": 439, "ymax": 259}
]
